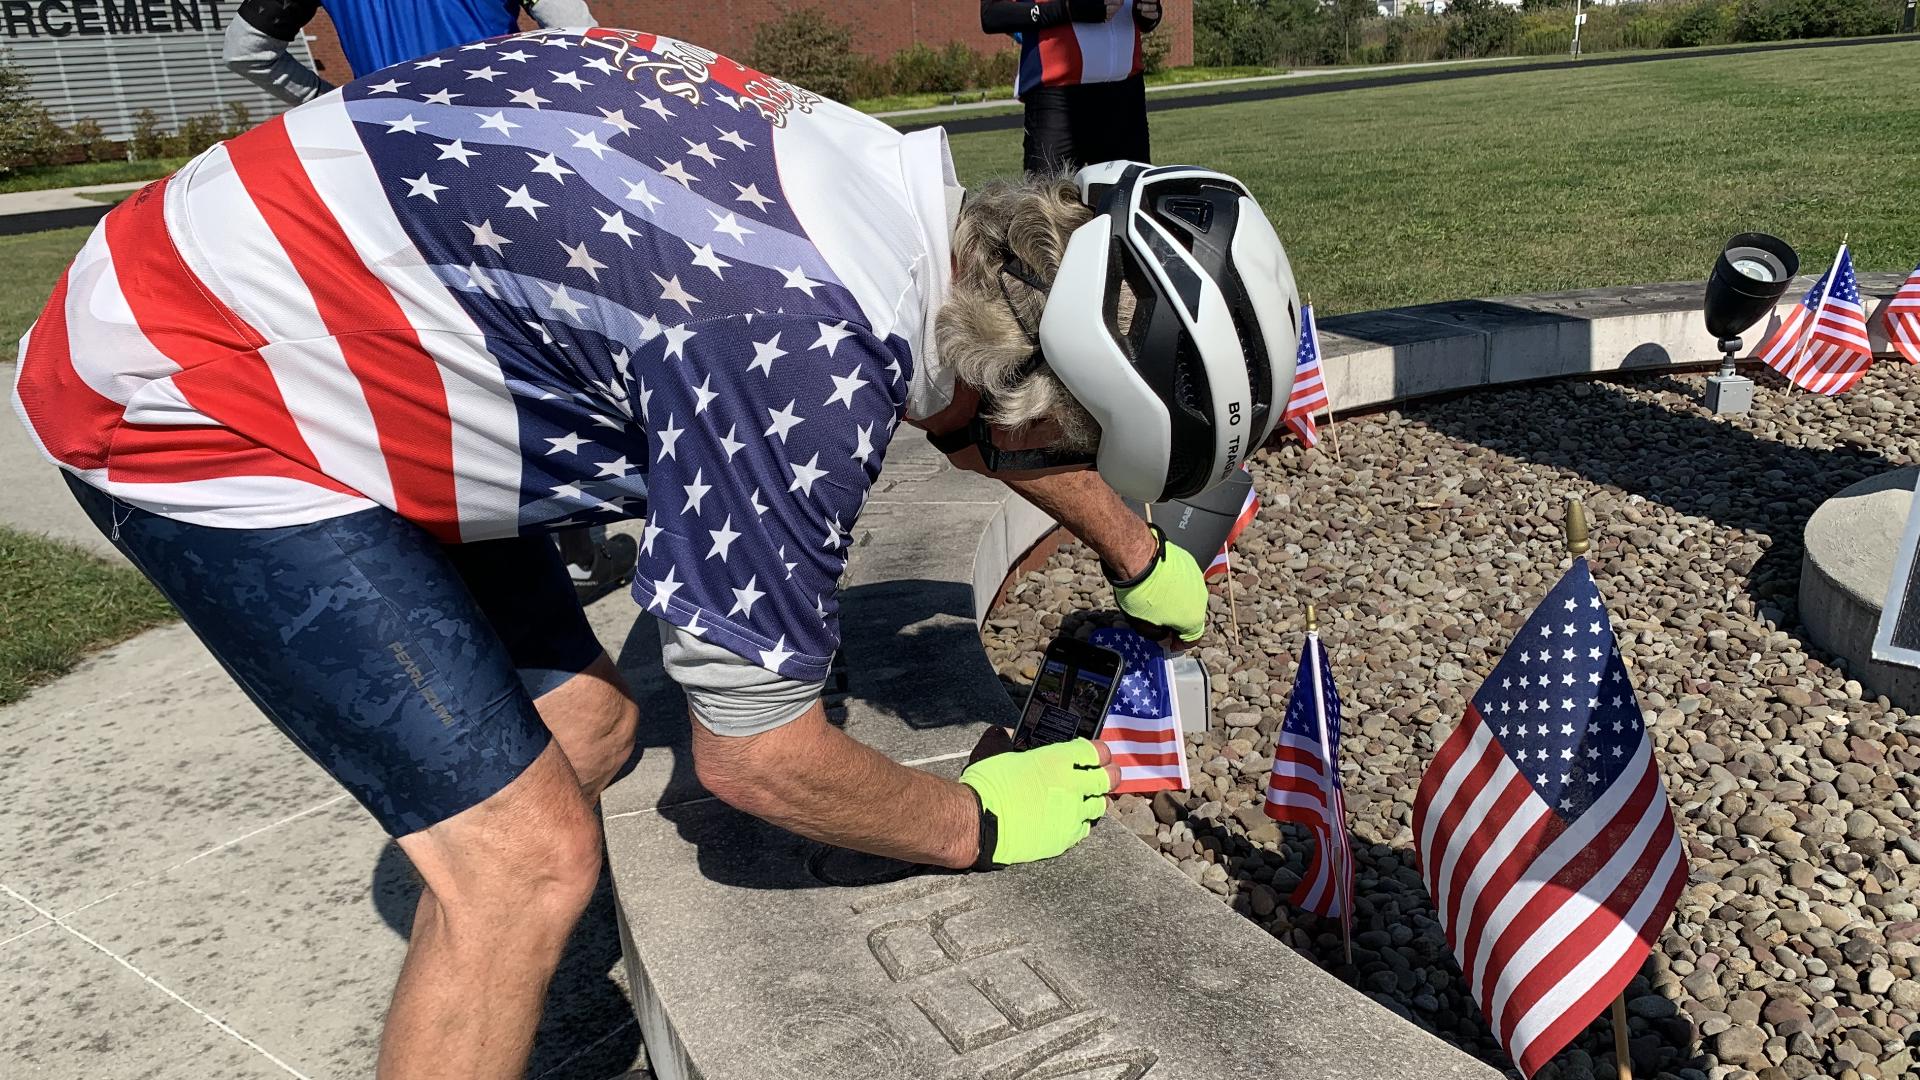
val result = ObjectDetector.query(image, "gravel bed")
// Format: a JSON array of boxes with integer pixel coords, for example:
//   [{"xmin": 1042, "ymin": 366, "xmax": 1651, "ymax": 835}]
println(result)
[{"xmin": 981, "ymin": 368, "xmax": 1920, "ymax": 1080}]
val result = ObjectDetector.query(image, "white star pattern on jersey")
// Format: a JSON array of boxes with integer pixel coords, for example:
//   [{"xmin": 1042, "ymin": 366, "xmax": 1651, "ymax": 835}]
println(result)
[{"xmin": 15, "ymin": 28, "xmax": 937, "ymax": 688}]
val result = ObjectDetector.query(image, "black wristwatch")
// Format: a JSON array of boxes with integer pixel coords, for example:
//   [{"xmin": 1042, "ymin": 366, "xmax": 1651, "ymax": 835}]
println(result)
[
  {"xmin": 1102, "ymin": 523, "xmax": 1166, "ymax": 588},
  {"xmin": 969, "ymin": 787, "xmax": 1002, "ymax": 871}
]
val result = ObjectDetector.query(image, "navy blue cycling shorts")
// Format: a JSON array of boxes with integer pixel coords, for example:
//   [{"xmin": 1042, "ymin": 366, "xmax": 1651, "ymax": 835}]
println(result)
[{"xmin": 65, "ymin": 476, "xmax": 607, "ymax": 837}]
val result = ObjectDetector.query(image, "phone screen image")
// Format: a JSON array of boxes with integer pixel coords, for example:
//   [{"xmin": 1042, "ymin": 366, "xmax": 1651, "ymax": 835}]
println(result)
[{"xmin": 1014, "ymin": 642, "xmax": 1123, "ymax": 750}]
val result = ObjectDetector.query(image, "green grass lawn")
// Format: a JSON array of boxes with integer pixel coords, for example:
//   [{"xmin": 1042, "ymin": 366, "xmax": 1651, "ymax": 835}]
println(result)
[
  {"xmin": 1, "ymin": 226, "xmax": 90, "ymax": 363},
  {"xmin": 0, "ymin": 529, "xmax": 175, "ymax": 705},
  {"xmin": 946, "ymin": 39, "xmax": 1920, "ymax": 314},
  {"xmin": 0, "ymin": 156, "xmax": 188, "ymax": 195},
  {"xmin": 1, "ymin": 228, "xmax": 174, "ymax": 703}
]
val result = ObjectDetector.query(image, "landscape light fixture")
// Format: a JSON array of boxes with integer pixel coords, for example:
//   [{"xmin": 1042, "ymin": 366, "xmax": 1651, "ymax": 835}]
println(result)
[{"xmin": 1702, "ymin": 232, "xmax": 1798, "ymax": 415}]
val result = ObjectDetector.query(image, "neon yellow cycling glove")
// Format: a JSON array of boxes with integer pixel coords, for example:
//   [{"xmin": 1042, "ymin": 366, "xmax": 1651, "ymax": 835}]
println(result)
[
  {"xmin": 959, "ymin": 739, "xmax": 1111, "ymax": 868},
  {"xmin": 1108, "ymin": 525, "xmax": 1209, "ymax": 642}
]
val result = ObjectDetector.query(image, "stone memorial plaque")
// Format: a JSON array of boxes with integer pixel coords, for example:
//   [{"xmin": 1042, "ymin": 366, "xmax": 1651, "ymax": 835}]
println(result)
[{"xmin": 1872, "ymin": 473, "xmax": 1920, "ymax": 668}]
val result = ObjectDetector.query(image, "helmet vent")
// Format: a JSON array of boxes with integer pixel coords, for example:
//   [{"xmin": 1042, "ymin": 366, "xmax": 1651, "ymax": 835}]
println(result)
[{"xmin": 1163, "ymin": 197, "xmax": 1214, "ymax": 232}]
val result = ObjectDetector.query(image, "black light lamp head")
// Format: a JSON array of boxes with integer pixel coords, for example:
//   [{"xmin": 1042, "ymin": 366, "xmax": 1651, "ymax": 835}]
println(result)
[{"xmin": 1704, "ymin": 233, "xmax": 1799, "ymax": 341}]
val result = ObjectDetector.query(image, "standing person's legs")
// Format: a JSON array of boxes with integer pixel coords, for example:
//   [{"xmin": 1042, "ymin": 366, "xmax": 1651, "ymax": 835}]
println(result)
[
  {"xmin": 1022, "ymin": 85, "xmax": 1077, "ymax": 174},
  {"xmin": 63, "ymin": 477, "xmax": 636, "ymax": 1080},
  {"xmin": 1069, "ymin": 75, "xmax": 1151, "ymax": 167}
]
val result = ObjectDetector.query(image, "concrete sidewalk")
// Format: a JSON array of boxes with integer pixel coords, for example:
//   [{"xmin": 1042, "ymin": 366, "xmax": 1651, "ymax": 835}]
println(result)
[
  {"xmin": 0, "ymin": 181, "xmax": 146, "ymax": 215},
  {"xmin": 0, "ymin": 541, "xmax": 653, "ymax": 1079},
  {"xmin": 1, "ymin": 363, "xmax": 126, "ymax": 562},
  {"xmin": 0, "ymin": 183, "xmax": 143, "ymax": 237}
]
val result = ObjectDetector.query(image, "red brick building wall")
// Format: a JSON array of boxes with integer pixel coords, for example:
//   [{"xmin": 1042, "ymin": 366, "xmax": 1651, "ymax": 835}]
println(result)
[{"xmin": 299, "ymin": 2, "xmax": 1192, "ymax": 85}]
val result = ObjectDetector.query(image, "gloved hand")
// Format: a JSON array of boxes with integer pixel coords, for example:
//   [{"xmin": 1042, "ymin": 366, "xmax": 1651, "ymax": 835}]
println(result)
[
  {"xmin": 960, "ymin": 739, "xmax": 1112, "ymax": 867},
  {"xmin": 1109, "ymin": 526, "xmax": 1208, "ymax": 643}
]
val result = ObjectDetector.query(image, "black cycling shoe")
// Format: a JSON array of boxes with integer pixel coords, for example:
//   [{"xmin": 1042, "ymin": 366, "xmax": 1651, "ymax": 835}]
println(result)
[{"xmin": 563, "ymin": 530, "xmax": 637, "ymax": 606}]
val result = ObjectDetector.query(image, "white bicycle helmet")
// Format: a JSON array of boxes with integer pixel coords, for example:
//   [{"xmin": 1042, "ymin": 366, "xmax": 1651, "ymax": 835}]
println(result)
[
  {"xmin": 1043, "ymin": 161, "xmax": 1300, "ymax": 502},
  {"xmin": 932, "ymin": 162, "xmax": 1300, "ymax": 501}
]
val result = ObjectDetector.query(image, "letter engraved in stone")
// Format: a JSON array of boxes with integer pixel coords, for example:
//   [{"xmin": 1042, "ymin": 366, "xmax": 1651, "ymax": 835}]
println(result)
[
  {"xmin": 932, "ymin": 896, "xmax": 1024, "ymax": 964},
  {"xmin": 973, "ymin": 1015, "xmax": 1113, "ymax": 1080},
  {"xmin": 867, "ymin": 896, "xmax": 1023, "ymax": 982},
  {"xmin": 972, "ymin": 957, "xmax": 1087, "ymax": 1032},
  {"xmin": 1018, "ymin": 1049, "xmax": 1160, "ymax": 1080},
  {"xmin": 910, "ymin": 982, "xmax": 1019, "ymax": 1055},
  {"xmin": 911, "ymin": 955, "xmax": 1098, "ymax": 1058},
  {"xmin": 868, "ymin": 917, "xmax": 953, "ymax": 982}
]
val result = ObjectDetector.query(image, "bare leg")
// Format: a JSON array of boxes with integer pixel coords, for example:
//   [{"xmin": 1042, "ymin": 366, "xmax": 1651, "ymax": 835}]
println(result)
[
  {"xmin": 379, "ymin": 742, "xmax": 602, "ymax": 1080},
  {"xmin": 530, "ymin": 650, "xmax": 638, "ymax": 799},
  {"xmin": 375, "ymin": 654, "xmax": 637, "ymax": 1079}
]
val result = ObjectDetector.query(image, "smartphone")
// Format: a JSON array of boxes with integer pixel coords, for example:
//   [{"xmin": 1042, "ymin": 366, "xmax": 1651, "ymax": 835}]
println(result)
[{"xmin": 1011, "ymin": 635, "xmax": 1126, "ymax": 751}]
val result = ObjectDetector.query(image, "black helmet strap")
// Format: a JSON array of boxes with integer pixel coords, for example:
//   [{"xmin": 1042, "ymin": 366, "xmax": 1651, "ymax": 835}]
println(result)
[
  {"xmin": 923, "ymin": 255, "xmax": 1098, "ymax": 476},
  {"xmin": 996, "ymin": 256, "xmax": 1048, "ymax": 354}
]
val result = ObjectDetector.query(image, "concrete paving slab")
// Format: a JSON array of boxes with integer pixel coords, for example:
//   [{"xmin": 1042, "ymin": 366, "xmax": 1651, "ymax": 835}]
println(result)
[
  {"xmin": 60, "ymin": 796, "xmax": 645, "ymax": 1079},
  {"xmin": 0, "ymin": 363, "xmax": 125, "ymax": 563},
  {"xmin": 0, "ymin": 622, "xmax": 214, "ymax": 739},
  {"xmin": 0, "ymin": 888, "xmax": 50, "ymax": 940},
  {"xmin": 0, "ymin": 181, "xmax": 147, "ymax": 216},
  {"xmin": 59, "ymin": 798, "xmax": 404, "ymax": 1079},
  {"xmin": 1, "ymin": 920, "xmax": 296, "ymax": 1080},
  {"xmin": 0, "ymin": 624, "xmax": 343, "ymax": 914}
]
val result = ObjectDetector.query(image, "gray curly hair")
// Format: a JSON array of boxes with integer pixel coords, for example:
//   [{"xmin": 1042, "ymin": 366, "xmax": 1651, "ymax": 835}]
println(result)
[{"xmin": 935, "ymin": 173, "xmax": 1131, "ymax": 453}]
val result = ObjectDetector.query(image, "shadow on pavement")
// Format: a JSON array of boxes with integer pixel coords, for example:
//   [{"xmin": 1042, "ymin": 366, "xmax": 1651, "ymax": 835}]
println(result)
[{"xmin": 609, "ymin": 578, "xmax": 996, "ymax": 893}]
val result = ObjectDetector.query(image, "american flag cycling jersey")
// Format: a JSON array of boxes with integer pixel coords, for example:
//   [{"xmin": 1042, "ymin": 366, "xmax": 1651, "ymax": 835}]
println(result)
[
  {"xmin": 1013, "ymin": 0, "xmax": 1147, "ymax": 97},
  {"xmin": 11, "ymin": 28, "xmax": 961, "ymax": 682}
]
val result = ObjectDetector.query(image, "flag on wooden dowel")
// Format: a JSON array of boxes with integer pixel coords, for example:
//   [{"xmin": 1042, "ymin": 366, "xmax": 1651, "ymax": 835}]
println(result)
[
  {"xmin": 1284, "ymin": 303, "xmax": 1330, "ymax": 448},
  {"xmin": 1264, "ymin": 624, "xmax": 1353, "ymax": 953},
  {"xmin": 1886, "ymin": 262, "xmax": 1920, "ymax": 366},
  {"xmin": 1754, "ymin": 244, "xmax": 1875, "ymax": 395},
  {"xmin": 1412, "ymin": 558, "xmax": 1689, "ymax": 1079},
  {"xmin": 1204, "ymin": 464, "xmax": 1261, "ymax": 580}
]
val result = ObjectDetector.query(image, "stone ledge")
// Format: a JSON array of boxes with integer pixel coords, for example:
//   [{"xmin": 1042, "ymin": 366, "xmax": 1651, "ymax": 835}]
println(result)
[
  {"xmin": 600, "ymin": 278, "xmax": 1887, "ymax": 1079},
  {"xmin": 1318, "ymin": 273, "xmax": 1908, "ymax": 414}
]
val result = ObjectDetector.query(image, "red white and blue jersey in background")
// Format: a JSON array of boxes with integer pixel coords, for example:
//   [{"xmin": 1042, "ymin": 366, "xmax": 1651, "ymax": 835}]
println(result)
[
  {"xmin": 12, "ymin": 28, "xmax": 959, "ymax": 682},
  {"xmin": 1015, "ymin": 0, "xmax": 1146, "ymax": 97}
]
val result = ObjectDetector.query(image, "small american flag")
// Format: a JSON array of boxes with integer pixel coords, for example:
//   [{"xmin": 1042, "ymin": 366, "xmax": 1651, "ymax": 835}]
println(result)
[
  {"xmin": 1755, "ymin": 245, "xmax": 1875, "ymax": 395},
  {"xmin": 1263, "ymin": 630, "xmax": 1352, "ymax": 951},
  {"xmin": 1885, "ymin": 262, "xmax": 1920, "ymax": 366},
  {"xmin": 1204, "ymin": 465, "xmax": 1260, "ymax": 579},
  {"xmin": 1283, "ymin": 302, "xmax": 1328, "ymax": 448},
  {"xmin": 1412, "ymin": 558, "xmax": 1688, "ymax": 1079},
  {"xmin": 1091, "ymin": 627, "xmax": 1190, "ymax": 794}
]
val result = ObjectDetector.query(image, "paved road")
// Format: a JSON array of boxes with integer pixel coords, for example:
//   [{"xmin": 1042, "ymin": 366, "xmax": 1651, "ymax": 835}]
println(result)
[{"xmin": 870, "ymin": 52, "xmax": 1529, "ymax": 120}]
